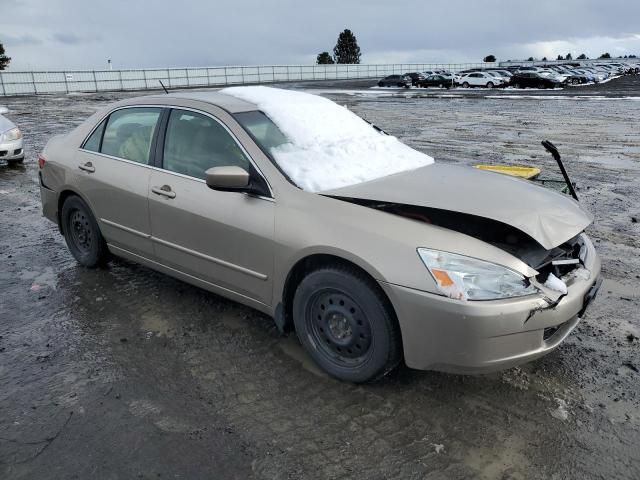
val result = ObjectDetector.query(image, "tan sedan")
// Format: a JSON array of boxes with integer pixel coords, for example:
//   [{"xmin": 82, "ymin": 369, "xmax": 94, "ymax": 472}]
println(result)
[{"xmin": 38, "ymin": 87, "xmax": 601, "ymax": 382}]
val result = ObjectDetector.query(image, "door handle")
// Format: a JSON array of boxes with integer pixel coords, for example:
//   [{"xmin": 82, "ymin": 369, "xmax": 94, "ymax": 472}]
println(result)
[
  {"xmin": 151, "ymin": 185, "xmax": 176, "ymax": 199},
  {"xmin": 78, "ymin": 162, "xmax": 95, "ymax": 173}
]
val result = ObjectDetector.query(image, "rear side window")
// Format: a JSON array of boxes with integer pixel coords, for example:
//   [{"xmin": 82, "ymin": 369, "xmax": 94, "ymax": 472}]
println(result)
[
  {"xmin": 100, "ymin": 108, "xmax": 161, "ymax": 165},
  {"xmin": 83, "ymin": 119, "xmax": 106, "ymax": 152},
  {"xmin": 162, "ymin": 109, "xmax": 251, "ymax": 180}
]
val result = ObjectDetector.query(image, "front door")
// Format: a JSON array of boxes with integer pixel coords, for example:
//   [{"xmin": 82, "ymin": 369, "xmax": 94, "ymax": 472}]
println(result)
[{"xmin": 148, "ymin": 108, "xmax": 275, "ymax": 305}]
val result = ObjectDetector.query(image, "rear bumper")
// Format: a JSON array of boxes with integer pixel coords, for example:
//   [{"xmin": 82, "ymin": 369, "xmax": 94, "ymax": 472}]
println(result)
[
  {"xmin": 39, "ymin": 173, "xmax": 59, "ymax": 225},
  {"xmin": 381, "ymin": 234, "xmax": 601, "ymax": 374}
]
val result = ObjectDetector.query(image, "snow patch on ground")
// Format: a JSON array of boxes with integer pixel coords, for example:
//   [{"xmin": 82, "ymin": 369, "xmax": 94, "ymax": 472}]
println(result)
[
  {"xmin": 550, "ymin": 398, "xmax": 570, "ymax": 421},
  {"xmin": 221, "ymin": 86, "xmax": 434, "ymax": 192}
]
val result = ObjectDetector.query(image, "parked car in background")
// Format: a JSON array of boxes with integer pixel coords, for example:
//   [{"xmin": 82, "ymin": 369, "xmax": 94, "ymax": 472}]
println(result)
[
  {"xmin": 378, "ymin": 75, "xmax": 412, "ymax": 88},
  {"xmin": 404, "ymin": 72, "xmax": 426, "ymax": 86},
  {"xmin": 37, "ymin": 87, "xmax": 601, "ymax": 382},
  {"xmin": 419, "ymin": 74, "xmax": 455, "ymax": 88},
  {"xmin": 486, "ymin": 70, "xmax": 512, "ymax": 85},
  {"xmin": 0, "ymin": 107, "xmax": 24, "ymax": 165},
  {"xmin": 459, "ymin": 72, "xmax": 506, "ymax": 88},
  {"xmin": 511, "ymin": 72, "xmax": 564, "ymax": 89}
]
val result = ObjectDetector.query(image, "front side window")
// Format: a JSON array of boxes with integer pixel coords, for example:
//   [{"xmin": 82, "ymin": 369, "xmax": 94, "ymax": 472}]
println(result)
[
  {"xmin": 101, "ymin": 108, "xmax": 161, "ymax": 164},
  {"xmin": 163, "ymin": 109, "xmax": 251, "ymax": 180}
]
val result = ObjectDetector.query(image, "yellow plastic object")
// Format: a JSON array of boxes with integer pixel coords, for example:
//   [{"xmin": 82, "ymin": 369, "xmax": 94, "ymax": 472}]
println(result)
[{"xmin": 474, "ymin": 165, "xmax": 541, "ymax": 179}]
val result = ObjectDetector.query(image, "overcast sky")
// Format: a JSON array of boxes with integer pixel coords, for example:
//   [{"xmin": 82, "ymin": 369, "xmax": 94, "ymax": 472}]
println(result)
[{"xmin": 1, "ymin": 0, "xmax": 639, "ymax": 71}]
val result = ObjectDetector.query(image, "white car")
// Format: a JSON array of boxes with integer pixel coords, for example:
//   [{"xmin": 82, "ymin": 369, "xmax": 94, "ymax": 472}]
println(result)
[
  {"xmin": 0, "ymin": 107, "xmax": 24, "ymax": 165},
  {"xmin": 459, "ymin": 72, "xmax": 505, "ymax": 88}
]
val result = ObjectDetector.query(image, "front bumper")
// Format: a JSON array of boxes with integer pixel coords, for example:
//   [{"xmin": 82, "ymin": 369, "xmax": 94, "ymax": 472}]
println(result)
[
  {"xmin": 0, "ymin": 138, "xmax": 24, "ymax": 161},
  {"xmin": 381, "ymin": 234, "xmax": 601, "ymax": 374}
]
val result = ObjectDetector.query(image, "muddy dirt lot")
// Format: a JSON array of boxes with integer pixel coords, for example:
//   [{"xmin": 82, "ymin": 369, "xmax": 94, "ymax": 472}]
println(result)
[{"xmin": 1, "ymin": 76, "xmax": 639, "ymax": 479}]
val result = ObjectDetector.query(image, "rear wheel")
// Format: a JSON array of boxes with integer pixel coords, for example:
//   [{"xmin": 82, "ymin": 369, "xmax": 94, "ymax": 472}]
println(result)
[
  {"xmin": 377, "ymin": 81, "xmax": 384, "ymax": 87},
  {"xmin": 513, "ymin": 83, "xmax": 521, "ymax": 89},
  {"xmin": 293, "ymin": 266, "xmax": 402, "ymax": 383},
  {"xmin": 486, "ymin": 81, "xmax": 494, "ymax": 89},
  {"xmin": 462, "ymin": 82, "xmax": 470, "ymax": 88},
  {"xmin": 61, "ymin": 195, "xmax": 109, "ymax": 267}
]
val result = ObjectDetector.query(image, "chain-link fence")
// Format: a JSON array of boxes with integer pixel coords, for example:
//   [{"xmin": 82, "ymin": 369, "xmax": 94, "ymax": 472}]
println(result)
[{"xmin": 0, "ymin": 63, "xmax": 492, "ymax": 96}]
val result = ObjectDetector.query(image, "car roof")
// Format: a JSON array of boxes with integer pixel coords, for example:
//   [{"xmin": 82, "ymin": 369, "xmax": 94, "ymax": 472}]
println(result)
[{"xmin": 121, "ymin": 91, "xmax": 259, "ymax": 113}]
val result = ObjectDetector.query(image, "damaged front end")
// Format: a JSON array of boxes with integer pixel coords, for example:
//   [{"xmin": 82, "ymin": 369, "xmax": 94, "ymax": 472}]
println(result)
[{"xmin": 333, "ymin": 198, "xmax": 595, "ymax": 307}]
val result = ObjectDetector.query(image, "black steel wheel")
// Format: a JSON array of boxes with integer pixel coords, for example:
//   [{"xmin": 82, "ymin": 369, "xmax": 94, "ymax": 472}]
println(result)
[
  {"xmin": 293, "ymin": 266, "xmax": 402, "ymax": 382},
  {"xmin": 61, "ymin": 195, "xmax": 109, "ymax": 267}
]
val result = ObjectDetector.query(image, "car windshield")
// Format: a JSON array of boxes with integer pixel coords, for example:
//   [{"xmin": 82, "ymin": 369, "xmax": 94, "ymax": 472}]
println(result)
[
  {"xmin": 225, "ymin": 86, "xmax": 434, "ymax": 192},
  {"xmin": 234, "ymin": 111, "xmax": 289, "ymax": 152}
]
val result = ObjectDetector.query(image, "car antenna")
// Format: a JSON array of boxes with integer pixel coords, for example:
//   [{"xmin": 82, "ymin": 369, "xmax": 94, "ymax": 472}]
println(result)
[
  {"xmin": 541, "ymin": 140, "xmax": 579, "ymax": 201},
  {"xmin": 159, "ymin": 80, "xmax": 169, "ymax": 94}
]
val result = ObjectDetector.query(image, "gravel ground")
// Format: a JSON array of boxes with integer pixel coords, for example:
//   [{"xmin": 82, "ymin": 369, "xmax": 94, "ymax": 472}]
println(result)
[{"xmin": 1, "ymin": 75, "xmax": 639, "ymax": 479}]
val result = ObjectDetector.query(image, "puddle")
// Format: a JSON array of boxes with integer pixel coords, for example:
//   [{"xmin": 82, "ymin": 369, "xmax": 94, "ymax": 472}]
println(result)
[
  {"xmin": 19, "ymin": 266, "xmax": 58, "ymax": 290},
  {"xmin": 140, "ymin": 312, "xmax": 173, "ymax": 337}
]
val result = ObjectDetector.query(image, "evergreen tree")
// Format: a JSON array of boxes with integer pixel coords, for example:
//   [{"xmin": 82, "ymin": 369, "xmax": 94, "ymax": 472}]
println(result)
[
  {"xmin": 527, "ymin": 57, "xmax": 534, "ymax": 61},
  {"xmin": 316, "ymin": 52, "xmax": 335, "ymax": 64},
  {"xmin": 577, "ymin": 53, "xmax": 587, "ymax": 60},
  {"xmin": 483, "ymin": 54, "xmax": 496, "ymax": 62},
  {"xmin": 333, "ymin": 29, "xmax": 361, "ymax": 64},
  {"xmin": 557, "ymin": 55, "xmax": 564, "ymax": 60},
  {"xmin": 565, "ymin": 53, "xmax": 573, "ymax": 60},
  {"xmin": 0, "ymin": 43, "xmax": 10, "ymax": 70},
  {"xmin": 599, "ymin": 52, "xmax": 611, "ymax": 59},
  {"xmin": 541, "ymin": 57, "xmax": 548, "ymax": 61}
]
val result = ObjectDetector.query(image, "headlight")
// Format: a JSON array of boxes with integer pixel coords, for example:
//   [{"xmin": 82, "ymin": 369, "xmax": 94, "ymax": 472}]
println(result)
[
  {"xmin": 417, "ymin": 248, "xmax": 538, "ymax": 301},
  {"xmin": 1, "ymin": 127, "xmax": 22, "ymax": 142}
]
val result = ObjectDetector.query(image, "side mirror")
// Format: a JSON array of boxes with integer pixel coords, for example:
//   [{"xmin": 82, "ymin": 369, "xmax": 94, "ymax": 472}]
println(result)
[{"xmin": 205, "ymin": 166, "xmax": 250, "ymax": 192}]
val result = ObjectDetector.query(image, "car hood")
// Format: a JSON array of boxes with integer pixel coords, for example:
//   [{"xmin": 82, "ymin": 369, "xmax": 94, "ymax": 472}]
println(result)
[
  {"xmin": 323, "ymin": 163, "xmax": 593, "ymax": 250},
  {"xmin": 0, "ymin": 114, "xmax": 16, "ymax": 134}
]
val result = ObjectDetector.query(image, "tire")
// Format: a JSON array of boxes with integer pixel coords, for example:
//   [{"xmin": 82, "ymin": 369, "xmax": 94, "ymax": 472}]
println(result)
[
  {"xmin": 513, "ymin": 83, "xmax": 521, "ymax": 89},
  {"xmin": 462, "ymin": 82, "xmax": 469, "ymax": 88},
  {"xmin": 572, "ymin": 78, "xmax": 579, "ymax": 85},
  {"xmin": 292, "ymin": 266, "xmax": 402, "ymax": 383},
  {"xmin": 538, "ymin": 83, "xmax": 545, "ymax": 89},
  {"xmin": 438, "ymin": 83, "xmax": 443, "ymax": 88},
  {"xmin": 61, "ymin": 195, "xmax": 109, "ymax": 268},
  {"xmin": 377, "ymin": 81, "xmax": 384, "ymax": 87},
  {"xmin": 486, "ymin": 81, "xmax": 494, "ymax": 89}
]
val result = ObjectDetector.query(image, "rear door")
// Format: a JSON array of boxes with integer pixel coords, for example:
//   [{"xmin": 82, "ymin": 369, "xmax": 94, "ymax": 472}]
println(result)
[
  {"xmin": 76, "ymin": 106, "xmax": 163, "ymax": 258},
  {"xmin": 147, "ymin": 108, "xmax": 275, "ymax": 305}
]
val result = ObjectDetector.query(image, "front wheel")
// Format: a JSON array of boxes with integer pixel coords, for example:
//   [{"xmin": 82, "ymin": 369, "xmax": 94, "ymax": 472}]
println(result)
[
  {"xmin": 61, "ymin": 195, "xmax": 109, "ymax": 267},
  {"xmin": 486, "ymin": 81, "xmax": 494, "ymax": 89},
  {"xmin": 377, "ymin": 81, "xmax": 384, "ymax": 87},
  {"xmin": 293, "ymin": 266, "xmax": 402, "ymax": 383},
  {"xmin": 462, "ymin": 82, "xmax": 470, "ymax": 88}
]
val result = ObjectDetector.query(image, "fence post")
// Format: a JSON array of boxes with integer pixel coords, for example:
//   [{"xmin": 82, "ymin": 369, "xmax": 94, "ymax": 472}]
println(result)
[
  {"xmin": 0, "ymin": 72, "xmax": 5, "ymax": 96},
  {"xmin": 143, "ymin": 70, "xmax": 148, "ymax": 89},
  {"xmin": 224, "ymin": 67, "xmax": 228, "ymax": 86},
  {"xmin": 118, "ymin": 70, "xmax": 123, "ymax": 91},
  {"xmin": 92, "ymin": 70, "xmax": 98, "ymax": 92},
  {"xmin": 185, "ymin": 68, "xmax": 189, "ymax": 87},
  {"xmin": 166, "ymin": 69, "xmax": 171, "ymax": 88}
]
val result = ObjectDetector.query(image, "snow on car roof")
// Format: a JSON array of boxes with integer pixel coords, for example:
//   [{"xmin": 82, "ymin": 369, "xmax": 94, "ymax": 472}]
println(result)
[{"xmin": 221, "ymin": 86, "xmax": 434, "ymax": 192}]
